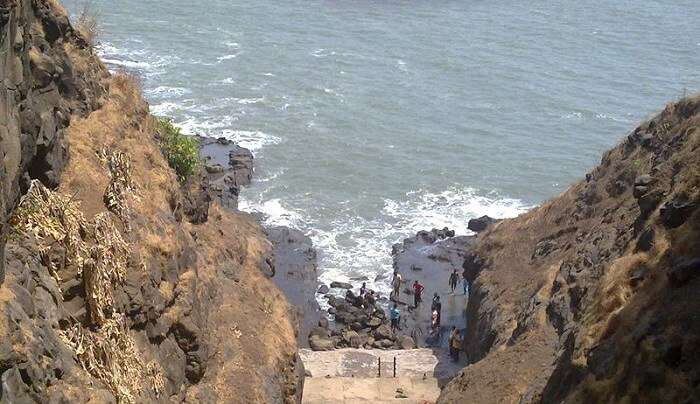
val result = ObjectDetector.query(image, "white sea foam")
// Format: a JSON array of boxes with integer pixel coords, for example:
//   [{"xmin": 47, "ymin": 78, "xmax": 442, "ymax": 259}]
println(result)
[
  {"xmin": 237, "ymin": 97, "xmax": 265, "ymax": 105},
  {"xmin": 239, "ymin": 198, "xmax": 303, "ymax": 228},
  {"xmin": 145, "ymin": 86, "xmax": 190, "ymax": 98},
  {"xmin": 217, "ymin": 53, "xmax": 239, "ymax": 62},
  {"xmin": 219, "ymin": 129, "xmax": 281, "ymax": 152},
  {"xmin": 149, "ymin": 101, "xmax": 185, "ymax": 116},
  {"xmin": 240, "ymin": 186, "xmax": 531, "ymax": 308},
  {"xmin": 100, "ymin": 58, "xmax": 152, "ymax": 70}
]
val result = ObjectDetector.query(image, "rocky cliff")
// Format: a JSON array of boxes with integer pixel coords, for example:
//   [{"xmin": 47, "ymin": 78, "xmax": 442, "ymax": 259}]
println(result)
[
  {"xmin": 0, "ymin": 1, "xmax": 300, "ymax": 403},
  {"xmin": 439, "ymin": 95, "xmax": 700, "ymax": 403}
]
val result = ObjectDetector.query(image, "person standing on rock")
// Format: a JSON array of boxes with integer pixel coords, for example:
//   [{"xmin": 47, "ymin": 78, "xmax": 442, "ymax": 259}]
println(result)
[
  {"xmin": 360, "ymin": 282, "xmax": 367, "ymax": 297},
  {"xmin": 449, "ymin": 326, "xmax": 461, "ymax": 362},
  {"xmin": 431, "ymin": 294, "xmax": 442, "ymax": 326},
  {"xmin": 449, "ymin": 269, "xmax": 459, "ymax": 293},
  {"xmin": 365, "ymin": 290, "xmax": 376, "ymax": 315},
  {"xmin": 412, "ymin": 280, "xmax": 424, "ymax": 308},
  {"xmin": 390, "ymin": 304, "xmax": 401, "ymax": 333},
  {"xmin": 462, "ymin": 273, "xmax": 470, "ymax": 296},
  {"xmin": 391, "ymin": 272, "xmax": 403, "ymax": 301}
]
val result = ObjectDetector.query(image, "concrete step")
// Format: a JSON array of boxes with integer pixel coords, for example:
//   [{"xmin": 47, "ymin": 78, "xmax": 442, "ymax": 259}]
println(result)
[
  {"xmin": 302, "ymin": 377, "xmax": 440, "ymax": 404},
  {"xmin": 299, "ymin": 348, "xmax": 464, "ymax": 381}
]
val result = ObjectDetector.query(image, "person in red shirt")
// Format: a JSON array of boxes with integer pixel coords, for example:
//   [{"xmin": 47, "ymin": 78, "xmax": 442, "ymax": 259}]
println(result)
[{"xmin": 412, "ymin": 280, "xmax": 424, "ymax": 308}]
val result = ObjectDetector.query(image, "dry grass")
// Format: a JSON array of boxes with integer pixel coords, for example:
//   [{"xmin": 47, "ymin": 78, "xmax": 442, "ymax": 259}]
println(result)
[{"xmin": 74, "ymin": 1, "xmax": 100, "ymax": 47}]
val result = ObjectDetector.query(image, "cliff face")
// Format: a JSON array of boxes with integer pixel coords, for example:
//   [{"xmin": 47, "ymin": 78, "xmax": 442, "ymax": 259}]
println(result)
[
  {"xmin": 0, "ymin": 1, "xmax": 300, "ymax": 403},
  {"xmin": 439, "ymin": 96, "xmax": 700, "ymax": 403},
  {"xmin": 0, "ymin": 0, "xmax": 107, "ymax": 283}
]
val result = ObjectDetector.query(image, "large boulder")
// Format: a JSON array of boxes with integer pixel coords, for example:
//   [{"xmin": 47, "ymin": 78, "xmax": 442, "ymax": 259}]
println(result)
[
  {"xmin": 309, "ymin": 335, "xmax": 335, "ymax": 351},
  {"xmin": 660, "ymin": 199, "xmax": 697, "ymax": 229},
  {"xmin": 373, "ymin": 324, "xmax": 394, "ymax": 341},
  {"xmin": 468, "ymin": 215, "xmax": 500, "ymax": 232},
  {"xmin": 397, "ymin": 335, "xmax": 416, "ymax": 349},
  {"xmin": 330, "ymin": 281, "xmax": 353, "ymax": 289}
]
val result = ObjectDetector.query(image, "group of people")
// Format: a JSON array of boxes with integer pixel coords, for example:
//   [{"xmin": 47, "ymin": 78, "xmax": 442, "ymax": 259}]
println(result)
[
  {"xmin": 385, "ymin": 269, "xmax": 467, "ymax": 362},
  {"xmin": 357, "ymin": 282, "xmax": 377, "ymax": 315}
]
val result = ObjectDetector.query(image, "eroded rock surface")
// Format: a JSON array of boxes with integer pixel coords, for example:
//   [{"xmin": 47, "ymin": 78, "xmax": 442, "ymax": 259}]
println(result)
[{"xmin": 439, "ymin": 96, "xmax": 700, "ymax": 403}]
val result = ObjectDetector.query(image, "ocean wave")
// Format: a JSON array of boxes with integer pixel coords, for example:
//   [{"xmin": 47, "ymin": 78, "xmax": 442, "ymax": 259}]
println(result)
[
  {"xmin": 239, "ymin": 198, "xmax": 303, "ymax": 228},
  {"xmin": 219, "ymin": 129, "xmax": 281, "ymax": 152},
  {"xmin": 240, "ymin": 186, "xmax": 531, "ymax": 308},
  {"xmin": 145, "ymin": 86, "xmax": 190, "ymax": 98},
  {"xmin": 237, "ymin": 97, "xmax": 265, "ymax": 105},
  {"xmin": 383, "ymin": 187, "xmax": 530, "ymax": 236},
  {"xmin": 217, "ymin": 53, "xmax": 239, "ymax": 62}
]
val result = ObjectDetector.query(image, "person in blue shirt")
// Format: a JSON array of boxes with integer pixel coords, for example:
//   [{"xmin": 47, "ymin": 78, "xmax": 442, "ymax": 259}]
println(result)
[
  {"xmin": 462, "ymin": 273, "xmax": 470, "ymax": 296},
  {"xmin": 390, "ymin": 304, "xmax": 401, "ymax": 332}
]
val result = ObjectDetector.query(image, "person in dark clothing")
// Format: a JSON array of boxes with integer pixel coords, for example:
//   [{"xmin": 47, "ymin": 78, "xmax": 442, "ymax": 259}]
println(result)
[
  {"xmin": 449, "ymin": 269, "xmax": 459, "ymax": 293},
  {"xmin": 359, "ymin": 282, "xmax": 367, "ymax": 297},
  {"xmin": 390, "ymin": 304, "xmax": 401, "ymax": 333},
  {"xmin": 365, "ymin": 290, "xmax": 376, "ymax": 315},
  {"xmin": 412, "ymin": 280, "xmax": 424, "ymax": 308}
]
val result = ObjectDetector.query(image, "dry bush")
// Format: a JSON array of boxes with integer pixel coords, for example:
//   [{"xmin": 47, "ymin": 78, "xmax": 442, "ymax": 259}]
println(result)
[{"xmin": 75, "ymin": 1, "xmax": 100, "ymax": 47}]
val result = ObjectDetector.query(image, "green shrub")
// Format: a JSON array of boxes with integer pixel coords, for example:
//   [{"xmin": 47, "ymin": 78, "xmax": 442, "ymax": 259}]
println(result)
[{"xmin": 155, "ymin": 118, "xmax": 201, "ymax": 181}]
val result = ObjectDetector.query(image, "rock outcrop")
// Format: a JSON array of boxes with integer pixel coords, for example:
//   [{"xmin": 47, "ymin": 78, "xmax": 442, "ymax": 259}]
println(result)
[
  {"xmin": 198, "ymin": 136, "xmax": 254, "ymax": 210},
  {"xmin": 0, "ymin": 0, "xmax": 108, "ymax": 283},
  {"xmin": 439, "ymin": 95, "xmax": 700, "ymax": 403},
  {"xmin": 0, "ymin": 2, "xmax": 301, "ymax": 403}
]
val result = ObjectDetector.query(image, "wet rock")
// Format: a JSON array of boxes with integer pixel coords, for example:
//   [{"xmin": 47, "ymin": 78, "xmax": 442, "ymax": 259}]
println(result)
[
  {"xmin": 330, "ymin": 281, "xmax": 352, "ymax": 290},
  {"xmin": 267, "ymin": 226, "xmax": 320, "ymax": 347},
  {"xmin": 197, "ymin": 136, "xmax": 254, "ymax": 209},
  {"xmin": 468, "ymin": 215, "xmax": 500, "ymax": 232},
  {"xmin": 660, "ymin": 199, "xmax": 697, "ymax": 229},
  {"xmin": 317, "ymin": 284, "xmax": 329, "ymax": 294}
]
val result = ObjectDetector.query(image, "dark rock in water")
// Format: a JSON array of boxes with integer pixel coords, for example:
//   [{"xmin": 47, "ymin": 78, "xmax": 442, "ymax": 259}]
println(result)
[
  {"xmin": 317, "ymin": 284, "xmax": 330, "ymax": 294},
  {"xmin": 197, "ymin": 136, "xmax": 254, "ymax": 210},
  {"xmin": 660, "ymin": 199, "xmax": 697, "ymax": 229},
  {"xmin": 468, "ymin": 215, "xmax": 500, "ymax": 232},
  {"xmin": 668, "ymin": 259, "xmax": 700, "ymax": 287},
  {"xmin": 330, "ymin": 281, "xmax": 353, "ymax": 289},
  {"xmin": 266, "ymin": 226, "xmax": 320, "ymax": 347}
]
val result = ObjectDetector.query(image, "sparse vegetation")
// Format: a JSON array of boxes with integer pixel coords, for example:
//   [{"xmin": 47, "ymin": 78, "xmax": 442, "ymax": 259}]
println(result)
[
  {"xmin": 155, "ymin": 117, "xmax": 201, "ymax": 181},
  {"xmin": 75, "ymin": 1, "xmax": 100, "ymax": 47}
]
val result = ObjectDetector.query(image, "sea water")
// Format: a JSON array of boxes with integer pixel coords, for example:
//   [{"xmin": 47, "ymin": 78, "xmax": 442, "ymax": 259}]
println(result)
[{"xmin": 63, "ymin": 0, "xmax": 700, "ymax": 297}]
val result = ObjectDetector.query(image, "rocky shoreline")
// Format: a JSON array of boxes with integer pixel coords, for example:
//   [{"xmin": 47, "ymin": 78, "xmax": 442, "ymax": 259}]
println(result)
[
  {"xmin": 197, "ymin": 136, "xmax": 322, "ymax": 348},
  {"xmin": 195, "ymin": 136, "xmax": 507, "ymax": 356}
]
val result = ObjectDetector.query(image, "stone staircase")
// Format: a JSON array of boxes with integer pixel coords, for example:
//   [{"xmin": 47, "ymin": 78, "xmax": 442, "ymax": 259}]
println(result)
[{"xmin": 300, "ymin": 348, "xmax": 464, "ymax": 403}]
